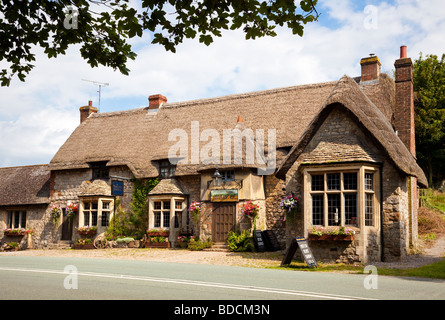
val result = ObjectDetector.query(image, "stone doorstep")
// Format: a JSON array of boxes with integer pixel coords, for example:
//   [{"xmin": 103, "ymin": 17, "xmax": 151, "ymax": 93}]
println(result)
[
  {"xmin": 45, "ymin": 240, "xmax": 73, "ymax": 250},
  {"xmin": 203, "ymin": 242, "xmax": 230, "ymax": 252}
]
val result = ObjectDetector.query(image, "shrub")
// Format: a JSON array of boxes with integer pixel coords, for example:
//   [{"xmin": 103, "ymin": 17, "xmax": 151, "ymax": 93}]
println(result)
[
  {"xmin": 188, "ymin": 238, "xmax": 213, "ymax": 251},
  {"xmin": 227, "ymin": 230, "xmax": 253, "ymax": 252}
]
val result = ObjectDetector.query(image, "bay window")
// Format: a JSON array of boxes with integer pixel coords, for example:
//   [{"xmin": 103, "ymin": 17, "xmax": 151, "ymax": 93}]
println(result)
[
  {"xmin": 79, "ymin": 197, "xmax": 114, "ymax": 229},
  {"xmin": 304, "ymin": 165, "xmax": 379, "ymax": 230}
]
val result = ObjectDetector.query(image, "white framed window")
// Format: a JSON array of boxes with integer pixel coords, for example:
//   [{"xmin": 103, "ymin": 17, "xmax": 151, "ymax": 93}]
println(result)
[
  {"xmin": 304, "ymin": 165, "xmax": 379, "ymax": 230},
  {"xmin": 80, "ymin": 197, "xmax": 114, "ymax": 229},
  {"xmin": 6, "ymin": 210, "xmax": 27, "ymax": 229},
  {"xmin": 148, "ymin": 196, "xmax": 186, "ymax": 231}
]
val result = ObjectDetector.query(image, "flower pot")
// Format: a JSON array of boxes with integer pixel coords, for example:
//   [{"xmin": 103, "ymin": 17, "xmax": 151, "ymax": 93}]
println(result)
[
  {"xmin": 145, "ymin": 241, "xmax": 170, "ymax": 248},
  {"xmin": 308, "ymin": 234, "xmax": 353, "ymax": 241},
  {"xmin": 73, "ymin": 243, "xmax": 95, "ymax": 250},
  {"xmin": 178, "ymin": 242, "xmax": 188, "ymax": 249}
]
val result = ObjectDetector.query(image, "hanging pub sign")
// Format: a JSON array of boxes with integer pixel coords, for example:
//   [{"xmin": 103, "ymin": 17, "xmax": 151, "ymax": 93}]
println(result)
[
  {"xmin": 210, "ymin": 189, "xmax": 238, "ymax": 202},
  {"xmin": 111, "ymin": 180, "xmax": 124, "ymax": 196}
]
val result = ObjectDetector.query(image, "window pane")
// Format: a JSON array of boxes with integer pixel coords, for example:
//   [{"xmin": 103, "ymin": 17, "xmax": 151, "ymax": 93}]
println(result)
[
  {"xmin": 311, "ymin": 195, "xmax": 324, "ymax": 225},
  {"xmin": 365, "ymin": 173, "xmax": 374, "ymax": 190},
  {"xmin": 101, "ymin": 212, "xmax": 109, "ymax": 227},
  {"xmin": 327, "ymin": 173, "xmax": 340, "ymax": 190},
  {"xmin": 163, "ymin": 201, "xmax": 171, "ymax": 210},
  {"xmin": 7, "ymin": 211, "xmax": 13, "ymax": 228},
  {"xmin": 84, "ymin": 212, "xmax": 90, "ymax": 226},
  {"xmin": 92, "ymin": 202, "xmax": 98, "ymax": 210},
  {"xmin": 163, "ymin": 211, "xmax": 170, "ymax": 228},
  {"xmin": 102, "ymin": 202, "xmax": 110, "ymax": 210},
  {"xmin": 20, "ymin": 211, "xmax": 27, "ymax": 228},
  {"xmin": 344, "ymin": 194, "xmax": 357, "ymax": 226},
  {"xmin": 91, "ymin": 211, "xmax": 98, "ymax": 226},
  {"xmin": 344, "ymin": 173, "xmax": 357, "ymax": 190},
  {"xmin": 311, "ymin": 174, "xmax": 324, "ymax": 191},
  {"xmin": 154, "ymin": 202, "xmax": 162, "ymax": 210},
  {"xmin": 14, "ymin": 211, "xmax": 20, "ymax": 228},
  {"xmin": 175, "ymin": 201, "xmax": 183, "ymax": 210},
  {"xmin": 154, "ymin": 212, "xmax": 161, "ymax": 228},
  {"xmin": 84, "ymin": 202, "xmax": 90, "ymax": 210},
  {"xmin": 328, "ymin": 194, "xmax": 341, "ymax": 226},
  {"xmin": 365, "ymin": 193, "xmax": 374, "ymax": 226}
]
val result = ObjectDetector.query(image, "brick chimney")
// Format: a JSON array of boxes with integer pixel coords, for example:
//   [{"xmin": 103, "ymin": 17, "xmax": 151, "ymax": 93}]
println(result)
[
  {"xmin": 79, "ymin": 100, "xmax": 98, "ymax": 123},
  {"xmin": 394, "ymin": 45, "xmax": 416, "ymax": 156},
  {"xmin": 149, "ymin": 94, "xmax": 167, "ymax": 110},
  {"xmin": 360, "ymin": 54, "xmax": 381, "ymax": 82}
]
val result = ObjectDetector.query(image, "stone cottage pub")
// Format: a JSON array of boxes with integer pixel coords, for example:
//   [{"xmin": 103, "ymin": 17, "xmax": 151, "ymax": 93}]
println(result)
[{"xmin": 0, "ymin": 46, "xmax": 427, "ymax": 263}]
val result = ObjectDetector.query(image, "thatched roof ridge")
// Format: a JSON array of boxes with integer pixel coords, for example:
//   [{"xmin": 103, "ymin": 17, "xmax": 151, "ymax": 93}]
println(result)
[
  {"xmin": 0, "ymin": 165, "xmax": 50, "ymax": 206},
  {"xmin": 276, "ymin": 76, "xmax": 428, "ymax": 187}
]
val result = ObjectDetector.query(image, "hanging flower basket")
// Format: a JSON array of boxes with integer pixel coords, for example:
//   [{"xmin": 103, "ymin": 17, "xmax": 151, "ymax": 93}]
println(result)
[
  {"xmin": 50, "ymin": 204, "xmax": 62, "ymax": 224},
  {"xmin": 66, "ymin": 203, "xmax": 78, "ymax": 221},
  {"xmin": 280, "ymin": 194, "xmax": 300, "ymax": 221},
  {"xmin": 241, "ymin": 201, "xmax": 259, "ymax": 230},
  {"xmin": 188, "ymin": 201, "xmax": 201, "ymax": 224}
]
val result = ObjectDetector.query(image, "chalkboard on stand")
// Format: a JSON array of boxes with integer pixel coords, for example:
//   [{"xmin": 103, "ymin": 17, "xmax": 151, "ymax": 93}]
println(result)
[
  {"xmin": 262, "ymin": 230, "xmax": 281, "ymax": 251},
  {"xmin": 281, "ymin": 237, "xmax": 318, "ymax": 268},
  {"xmin": 253, "ymin": 230, "xmax": 266, "ymax": 252}
]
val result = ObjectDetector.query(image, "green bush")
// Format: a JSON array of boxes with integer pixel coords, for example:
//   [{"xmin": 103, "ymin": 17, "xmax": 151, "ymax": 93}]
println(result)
[
  {"xmin": 227, "ymin": 230, "xmax": 253, "ymax": 252},
  {"xmin": 188, "ymin": 238, "xmax": 213, "ymax": 251}
]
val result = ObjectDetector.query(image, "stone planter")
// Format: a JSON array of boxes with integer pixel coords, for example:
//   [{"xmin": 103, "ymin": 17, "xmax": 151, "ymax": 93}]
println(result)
[
  {"xmin": 308, "ymin": 234, "xmax": 353, "ymax": 241},
  {"xmin": 3, "ymin": 247, "xmax": 19, "ymax": 252},
  {"xmin": 73, "ymin": 243, "xmax": 95, "ymax": 250},
  {"xmin": 145, "ymin": 241, "xmax": 170, "ymax": 248}
]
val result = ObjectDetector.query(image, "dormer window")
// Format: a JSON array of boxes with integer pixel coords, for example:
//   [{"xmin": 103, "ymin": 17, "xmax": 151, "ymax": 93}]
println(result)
[
  {"xmin": 90, "ymin": 161, "xmax": 109, "ymax": 180},
  {"xmin": 159, "ymin": 160, "xmax": 176, "ymax": 179}
]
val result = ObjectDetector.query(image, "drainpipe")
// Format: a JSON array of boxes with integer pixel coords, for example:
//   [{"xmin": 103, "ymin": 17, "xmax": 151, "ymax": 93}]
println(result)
[{"xmin": 380, "ymin": 164, "xmax": 385, "ymax": 262}]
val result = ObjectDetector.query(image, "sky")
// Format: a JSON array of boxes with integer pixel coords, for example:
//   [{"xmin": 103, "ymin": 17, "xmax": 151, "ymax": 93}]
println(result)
[{"xmin": 0, "ymin": 0, "xmax": 445, "ymax": 168}]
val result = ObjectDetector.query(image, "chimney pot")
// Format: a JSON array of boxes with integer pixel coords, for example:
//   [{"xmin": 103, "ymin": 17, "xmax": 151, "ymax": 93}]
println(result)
[
  {"xmin": 400, "ymin": 45, "xmax": 407, "ymax": 59},
  {"xmin": 149, "ymin": 94, "xmax": 167, "ymax": 110}
]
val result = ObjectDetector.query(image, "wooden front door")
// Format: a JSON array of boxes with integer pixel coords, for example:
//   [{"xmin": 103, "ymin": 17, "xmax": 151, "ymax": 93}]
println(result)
[
  {"xmin": 61, "ymin": 208, "xmax": 73, "ymax": 241},
  {"xmin": 212, "ymin": 203, "xmax": 236, "ymax": 242}
]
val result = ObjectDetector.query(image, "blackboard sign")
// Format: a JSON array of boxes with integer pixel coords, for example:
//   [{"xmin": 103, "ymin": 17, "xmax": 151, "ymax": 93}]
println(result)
[
  {"xmin": 262, "ymin": 230, "xmax": 281, "ymax": 251},
  {"xmin": 111, "ymin": 180, "xmax": 124, "ymax": 196},
  {"xmin": 281, "ymin": 237, "xmax": 317, "ymax": 268},
  {"xmin": 253, "ymin": 230, "xmax": 266, "ymax": 252}
]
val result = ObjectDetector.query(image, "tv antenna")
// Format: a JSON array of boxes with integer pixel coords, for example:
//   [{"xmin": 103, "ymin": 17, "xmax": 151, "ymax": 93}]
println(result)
[{"xmin": 82, "ymin": 79, "xmax": 109, "ymax": 112}]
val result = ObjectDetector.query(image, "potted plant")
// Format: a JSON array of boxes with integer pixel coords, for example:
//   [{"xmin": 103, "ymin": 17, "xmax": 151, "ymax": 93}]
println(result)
[
  {"xmin": 116, "ymin": 237, "xmax": 136, "ymax": 248},
  {"xmin": 73, "ymin": 238, "xmax": 94, "ymax": 249},
  {"xmin": 145, "ymin": 235, "xmax": 170, "ymax": 248},
  {"xmin": 147, "ymin": 228, "xmax": 169, "ymax": 237},
  {"xmin": 3, "ymin": 228, "xmax": 34, "ymax": 236},
  {"xmin": 176, "ymin": 235, "xmax": 196, "ymax": 249},
  {"xmin": 188, "ymin": 201, "xmax": 201, "ymax": 224},
  {"xmin": 308, "ymin": 226, "xmax": 355, "ymax": 241},
  {"xmin": 241, "ymin": 201, "xmax": 259, "ymax": 230},
  {"xmin": 76, "ymin": 226, "xmax": 98, "ymax": 236},
  {"xmin": 50, "ymin": 204, "xmax": 62, "ymax": 224},
  {"xmin": 2, "ymin": 241, "xmax": 19, "ymax": 251}
]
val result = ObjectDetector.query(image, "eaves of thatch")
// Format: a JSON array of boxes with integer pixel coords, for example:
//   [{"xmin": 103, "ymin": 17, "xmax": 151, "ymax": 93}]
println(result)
[
  {"xmin": 0, "ymin": 165, "xmax": 50, "ymax": 206},
  {"xmin": 275, "ymin": 76, "xmax": 428, "ymax": 187}
]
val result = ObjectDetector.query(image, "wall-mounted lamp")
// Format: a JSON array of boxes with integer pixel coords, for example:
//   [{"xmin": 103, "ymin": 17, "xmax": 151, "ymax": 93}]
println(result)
[{"xmin": 211, "ymin": 167, "xmax": 223, "ymax": 187}]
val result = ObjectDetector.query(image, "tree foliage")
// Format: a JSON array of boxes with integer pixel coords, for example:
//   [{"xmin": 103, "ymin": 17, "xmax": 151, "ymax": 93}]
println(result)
[
  {"xmin": 0, "ymin": 0, "xmax": 319, "ymax": 86},
  {"xmin": 413, "ymin": 53, "xmax": 445, "ymax": 187}
]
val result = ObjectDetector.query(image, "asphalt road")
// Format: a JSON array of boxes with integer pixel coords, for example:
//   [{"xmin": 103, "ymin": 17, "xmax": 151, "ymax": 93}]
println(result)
[{"xmin": 0, "ymin": 256, "xmax": 444, "ymax": 301}]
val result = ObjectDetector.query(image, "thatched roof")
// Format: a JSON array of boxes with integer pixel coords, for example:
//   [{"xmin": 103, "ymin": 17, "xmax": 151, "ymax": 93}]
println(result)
[
  {"xmin": 0, "ymin": 165, "xmax": 50, "ymax": 206},
  {"xmin": 276, "ymin": 76, "xmax": 428, "ymax": 187},
  {"xmin": 49, "ymin": 81, "xmax": 338, "ymax": 177},
  {"xmin": 148, "ymin": 179, "xmax": 187, "ymax": 196},
  {"xmin": 48, "ymin": 73, "xmax": 426, "ymax": 186}
]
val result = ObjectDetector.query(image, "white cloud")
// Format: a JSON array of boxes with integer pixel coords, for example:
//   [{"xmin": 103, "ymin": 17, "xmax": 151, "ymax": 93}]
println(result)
[{"xmin": 0, "ymin": 0, "xmax": 444, "ymax": 167}]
